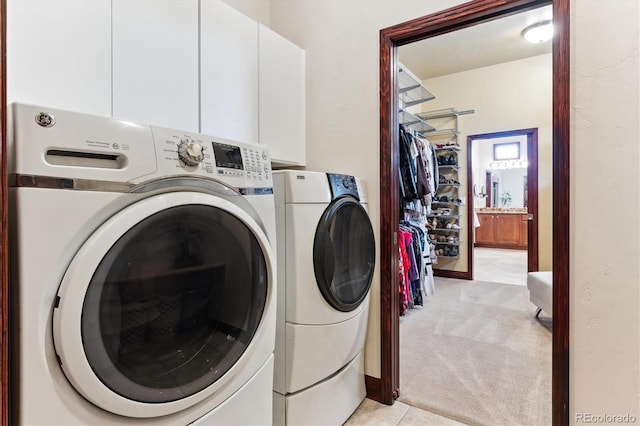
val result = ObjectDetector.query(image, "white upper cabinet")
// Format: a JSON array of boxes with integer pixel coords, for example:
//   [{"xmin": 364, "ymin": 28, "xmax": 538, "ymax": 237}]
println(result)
[
  {"xmin": 7, "ymin": 0, "xmax": 112, "ymax": 116},
  {"xmin": 7, "ymin": 0, "xmax": 306, "ymax": 159},
  {"xmin": 200, "ymin": 0, "xmax": 259, "ymax": 144},
  {"xmin": 112, "ymin": 0, "xmax": 199, "ymax": 132},
  {"xmin": 258, "ymin": 25, "xmax": 305, "ymax": 166}
]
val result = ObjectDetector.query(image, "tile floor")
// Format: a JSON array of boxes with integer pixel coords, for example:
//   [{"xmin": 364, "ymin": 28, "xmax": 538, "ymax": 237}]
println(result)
[{"xmin": 345, "ymin": 398, "xmax": 467, "ymax": 426}]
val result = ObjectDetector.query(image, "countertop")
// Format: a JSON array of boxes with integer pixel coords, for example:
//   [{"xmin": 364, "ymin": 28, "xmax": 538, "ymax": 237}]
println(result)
[{"xmin": 476, "ymin": 208, "xmax": 527, "ymax": 214}]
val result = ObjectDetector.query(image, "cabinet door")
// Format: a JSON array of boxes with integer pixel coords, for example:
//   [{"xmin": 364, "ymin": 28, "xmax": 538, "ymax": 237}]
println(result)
[
  {"xmin": 200, "ymin": 0, "xmax": 258, "ymax": 144},
  {"xmin": 112, "ymin": 0, "xmax": 199, "ymax": 132},
  {"xmin": 495, "ymin": 214, "xmax": 521, "ymax": 246},
  {"xmin": 7, "ymin": 0, "xmax": 111, "ymax": 116},
  {"xmin": 474, "ymin": 214, "xmax": 495, "ymax": 245},
  {"xmin": 259, "ymin": 24, "xmax": 305, "ymax": 166},
  {"xmin": 519, "ymin": 214, "xmax": 528, "ymax": 248}
]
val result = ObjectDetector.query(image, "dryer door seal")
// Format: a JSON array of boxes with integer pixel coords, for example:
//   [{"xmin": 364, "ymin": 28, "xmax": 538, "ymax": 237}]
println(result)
[
  {"xmin": 53, "ymin": 191, "xmax": 274, "ymax": 418},
  {"xmin": 313, "ymin": 197, "xmax": 375, "ymax": 312}
]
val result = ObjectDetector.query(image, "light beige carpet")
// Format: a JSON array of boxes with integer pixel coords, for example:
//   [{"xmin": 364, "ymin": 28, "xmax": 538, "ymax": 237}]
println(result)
[{"xmin": 398, "ymin": 278, "xmax": 551, "ymax": 426}]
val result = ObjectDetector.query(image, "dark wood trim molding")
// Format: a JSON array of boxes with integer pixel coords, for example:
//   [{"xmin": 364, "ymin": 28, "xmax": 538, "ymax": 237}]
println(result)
[
  {"xmin": 433, "ymin": 270, "xmax": 470, "ymax": 280},
  {"xmin": 1, "ymin": 0, "xmax": 7, "ymax": 423},
  {"xmin": 466, "ymin": 128, "xmax": 539, "ymax": 277},
  {"xmin": 552, "ymin": 0, "xmax": 570, "ymax": 423},
  {"xmin": 379, "ymin": 1, "xmax": 569, "ymax": 424},
  {"xmin": 485, "ymin": 171, "xmax": 491, "ymax": 208},
  {"xmin": 364, "ymin": 375, "xmax": 383, "ymax": 404},
  {"xmin": 528, "ymin": 128, "xmax": 540, "ymax": 272},
  {"xmin": 376, "ymin": 28, "xmax": 400, "ymax": 405}
]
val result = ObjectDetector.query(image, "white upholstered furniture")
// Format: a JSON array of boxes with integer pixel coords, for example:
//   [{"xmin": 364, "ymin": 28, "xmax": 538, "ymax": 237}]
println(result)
[{"xmin": 527, "ymin": 271, "xmax": 552, "ymax": 318}]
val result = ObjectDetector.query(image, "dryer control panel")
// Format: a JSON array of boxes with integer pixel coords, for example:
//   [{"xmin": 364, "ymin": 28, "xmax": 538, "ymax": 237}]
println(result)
[
  {"xmin": 327, "ymin": 173, "xmax": 360, "ymax": 201},
  {"xmin": 150, "ymin": 127, "xmax": 272, "ymax": 187}
]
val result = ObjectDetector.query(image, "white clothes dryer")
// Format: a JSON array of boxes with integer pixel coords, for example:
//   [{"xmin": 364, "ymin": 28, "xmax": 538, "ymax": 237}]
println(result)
[
  {"xmin": 8, "ymin": 103, "xmax": 277, "ymax": 425},
  {"xmin": 272, "ymin": 171, "xmax": 375, "ymax": 425}
]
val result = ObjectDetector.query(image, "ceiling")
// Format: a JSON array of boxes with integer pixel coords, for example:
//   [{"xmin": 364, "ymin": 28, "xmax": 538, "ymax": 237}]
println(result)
[{"xmin": 398, "ymin": 5, "xmax": 553, "ymax": 81}]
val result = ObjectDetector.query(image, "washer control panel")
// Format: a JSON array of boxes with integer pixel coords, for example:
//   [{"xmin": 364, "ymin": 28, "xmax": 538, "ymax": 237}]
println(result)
[
  {"xmin": 327, "ymin": 173, "xmax": 359, "ymax": 200},
  {"xmin": 151, "ymin": 127, "xmax": 271, "ymax": 185}
]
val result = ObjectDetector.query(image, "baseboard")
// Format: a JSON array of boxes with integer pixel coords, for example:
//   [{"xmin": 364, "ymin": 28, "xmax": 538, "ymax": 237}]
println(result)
[
  {"xmin": 433, "ymin": 269, "xmax": 470, "ymax": 280},
  {"xmin": 364, "ymin": 375, "xmax": 383, "ymax": 404},
  {"xmin": 474, "ymin": 243, "xmax": 526, "ymax": 250}
]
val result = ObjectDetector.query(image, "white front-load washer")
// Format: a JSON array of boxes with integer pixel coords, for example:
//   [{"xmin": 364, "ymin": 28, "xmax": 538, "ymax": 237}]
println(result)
[
  {"xmin": 272, "ymin": 170, "xmax": 375, "ymax": 425},
  {"xmin": 8, "ymin": 103, "xmax": 277, "ymax": 425}
]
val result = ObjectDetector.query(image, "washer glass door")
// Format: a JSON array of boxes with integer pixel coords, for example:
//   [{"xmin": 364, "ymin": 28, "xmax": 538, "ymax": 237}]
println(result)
[
  {"xmin": 53, "ymin": 192, "xmax": 272, "ymax": 417},
  {"xmin": 313, "ymin": 197, "xmax": 375, "ymax": 312}
]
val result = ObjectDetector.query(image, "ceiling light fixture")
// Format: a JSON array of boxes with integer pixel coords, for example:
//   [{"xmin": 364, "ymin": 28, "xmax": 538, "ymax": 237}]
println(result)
[{"xmin": 521, "ymin": 20, "xmax": 553, "ymax": 43}]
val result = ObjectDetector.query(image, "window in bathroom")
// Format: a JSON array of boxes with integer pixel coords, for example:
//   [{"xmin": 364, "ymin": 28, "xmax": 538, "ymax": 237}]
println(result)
[{"xmin": 493, "ymin": 142, "xmax": 520, "ymax": 160}]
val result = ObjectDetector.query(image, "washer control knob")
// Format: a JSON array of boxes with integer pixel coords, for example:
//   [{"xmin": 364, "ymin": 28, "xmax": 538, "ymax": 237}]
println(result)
[
  {"xmin": 178, "ymin": 139, "xmax": 204, "ymax": 166},
  {"xmin": 261, "ymin": 151, "xmax": 268, "ymax": 161},
  {"xmin": 263, "ymin": 164, "xmax": 270, "ymax": 173},
  {"xmin": 342, "ymin": 176, "xmax": 351, "ymax": 189}
]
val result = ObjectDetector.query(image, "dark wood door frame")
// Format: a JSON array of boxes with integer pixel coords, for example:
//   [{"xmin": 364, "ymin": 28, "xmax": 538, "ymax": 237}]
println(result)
[
  {"xmin": 377, "ymin": 0, "xmax": 569, "ymax": 424},
  {"xmin": 484, "ymin": 171, "xmax": 491, "ymax": 208},
  {"xmin": 1, "ymin": 0, "xmax": 7, "ymax": 424},
  {"xmin": 467, "ymin": 128, "xmax": 539, "ymax": 276}
]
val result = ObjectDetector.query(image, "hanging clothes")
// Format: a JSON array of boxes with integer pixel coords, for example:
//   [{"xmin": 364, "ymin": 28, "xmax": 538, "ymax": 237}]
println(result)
[
  {"xmin": 418, "ymin": 136, "xmax": 438, "ymax": 201},
  {"xmin": 397, "ymin": 126, "xmax": 440, "ymax": 315},
  {"xmin": 415, "ymin": 145, "xmax": 431, "ymax": 199},
  {"xmin": 398, "ymin": 228, "xmax": 414, "ymax": 312},
  {"xmin": 399, "ymin": 125, "xmax": 418, "ymax": 201}
]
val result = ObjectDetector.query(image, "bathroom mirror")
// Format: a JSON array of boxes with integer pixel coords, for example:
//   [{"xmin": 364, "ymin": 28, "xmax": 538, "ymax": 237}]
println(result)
[
  {"xmin": 487, "ymin": 168, "xmax": 527, "ymax": 208},
  {"xmin": 473, "ymin": 136, "xmax": 528, "ymax": 209}
]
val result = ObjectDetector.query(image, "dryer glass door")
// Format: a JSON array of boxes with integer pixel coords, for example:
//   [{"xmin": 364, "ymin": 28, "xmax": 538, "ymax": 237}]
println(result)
[
  {"xmin": 313, "ymin": 197, "xmax": 375, "ymax": 312},
  {"xmin": 53, "ymin": 192, "xmax": 273, "ymax": 417}
]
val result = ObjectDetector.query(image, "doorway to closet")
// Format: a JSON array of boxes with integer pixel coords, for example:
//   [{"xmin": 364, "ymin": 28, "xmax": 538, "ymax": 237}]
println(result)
[
  {"xmin": 393, "ymin": 15, "xmax": 549, "ymax": 424},
  {"xmin": 377, "ymin": 0, "xmax": 570, "ymax": 425}
]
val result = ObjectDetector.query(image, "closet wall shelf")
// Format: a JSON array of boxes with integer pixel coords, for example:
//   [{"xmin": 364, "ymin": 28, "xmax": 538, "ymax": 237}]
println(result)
[
  {"xmin": 434, "ymin": 145, "xmax": 461, "ymax": 152},
  {"xmin": 419, "ymin": 107, "xmax": 474, "ymax": 272},
  {"xmin": 426, "ymin": 129, "xmax": 459, "ymax": 137},
  {"xmin": 431, "ymin": 201, "xmax": 462, "ymax": 206},
  {"xmin": 399, "ymin": 86, "xmax": 435, "ymax": 107},
  {"xmin": 399, "ymin": 110, "xmax": 435, "ymax": 134},
  {"xmin": 416, "ymin": 107, "xmax": 474, "ymax": 120},
  {"xmin": 427, "ymin": 214, "xmax": 459, "ymax": 219},
  {"xmin": 398, "ymin": 65, "xmax": 435, "ymax": 107}
]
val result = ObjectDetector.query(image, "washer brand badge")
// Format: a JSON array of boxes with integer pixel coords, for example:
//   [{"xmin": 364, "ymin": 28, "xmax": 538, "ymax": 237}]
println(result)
[{"xmin": 35, "ymin": 112, "xmax": 55, "ymax": 128}]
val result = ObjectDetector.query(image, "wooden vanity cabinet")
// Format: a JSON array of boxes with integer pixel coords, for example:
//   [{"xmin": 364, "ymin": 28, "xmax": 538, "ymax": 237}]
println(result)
[{"xmin": 475, "ymin": 212, "xmax": 527, "ymax": 249}]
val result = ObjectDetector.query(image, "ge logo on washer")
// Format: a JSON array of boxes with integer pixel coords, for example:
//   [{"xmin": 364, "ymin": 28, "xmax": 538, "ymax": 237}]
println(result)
[{"xmin": 35, "ymin": 112, "xmax": 55, "ymax": 128}]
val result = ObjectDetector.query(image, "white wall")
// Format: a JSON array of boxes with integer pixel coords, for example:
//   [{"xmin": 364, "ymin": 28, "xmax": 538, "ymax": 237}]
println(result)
[
  {"xmin": 269, "ymin": 0, "xmax": 640, "ymax": 420},
  {"xmin": 571, "ymin": 1, "xmax": 640, "ymax": 422}
]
